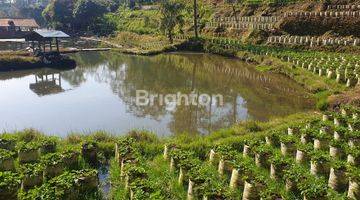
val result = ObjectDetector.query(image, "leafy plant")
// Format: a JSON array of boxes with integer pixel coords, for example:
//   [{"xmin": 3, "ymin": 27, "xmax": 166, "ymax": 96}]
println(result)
[
  {"xmin": 0, "ymin": 149, "xmax": 15, "ymax": 160},
  {"xmin": 20, "ymin": 163, "xmax": 44, "ymax": 178},
  {"xmin": 0, "ymin": 171, "xmax": 21, "ymax": 191},
  {"xmin": 41, "ymin": 153, "xmax": 64, "ymax": 166},
  {"xmin": 298, "ymin": 176, "xmax": 328, "ymax": 199},
  {"xmin": 16, "ymin": 141, "xmax": 40, "ymax": 152}
]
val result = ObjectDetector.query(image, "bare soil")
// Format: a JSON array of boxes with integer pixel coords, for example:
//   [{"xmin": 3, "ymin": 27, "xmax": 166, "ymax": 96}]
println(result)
[{"xmin": 329, "ymin": 86, "xmax": 360, "ymax": 109}]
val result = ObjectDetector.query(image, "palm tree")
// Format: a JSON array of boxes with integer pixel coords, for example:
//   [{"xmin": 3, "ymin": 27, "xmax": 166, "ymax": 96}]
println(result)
[{"xmin": 193, "ymin": 0, "xmax": 198, "ymax": 38}]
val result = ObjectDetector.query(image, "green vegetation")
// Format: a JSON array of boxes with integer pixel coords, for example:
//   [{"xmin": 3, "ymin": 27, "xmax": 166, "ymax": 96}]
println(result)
[
  {"xmin": 0, "ymin": 55, "xmax": 39, "ymax": 69},
  {"xmin": 0, "ymin": 52, "xmax": 77, "ymax": 71},
  {"xmin": 193, "ymin": 37, "xmax": 349, "ymax": 108},
  {"xmin": 255, "ymin": 65, "xmax": 273, "ymax": 72},
  {"xmin": 2, "ymin": 0, "xmax": 360, "ymax": 199},
  {"xmin": 1, "ymin": 108, "xmax": 359, "ymax": 199},
  {"xmin": 42, "ymin": 0, "xmax": 112, "ymax": 33},
  {"xmin": 0, "ymin": 129, "xmax": 108, "ymax": 199},
  {"xmin": 104, "ymin": 107, "xmax": 359, "ymax": 199},
  {"xmin": 159, "ymin": 0, "xmax": 185, "ymax": 43},
  {"xmin": 104, "ymin": 7, "xmax": 161, "ymax": 35}
]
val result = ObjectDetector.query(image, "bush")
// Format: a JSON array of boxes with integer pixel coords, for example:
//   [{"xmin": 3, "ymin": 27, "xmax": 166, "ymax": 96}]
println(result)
[
  {"xmin": 244, "ymin": 121, "xmax": 262, "ymax": 132},
  {"xmin": 316, "ymin": 99, "xmax": 329, "ymax": 111}
]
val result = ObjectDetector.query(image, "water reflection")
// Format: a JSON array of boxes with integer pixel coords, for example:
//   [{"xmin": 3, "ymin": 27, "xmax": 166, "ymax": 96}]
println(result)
[
  {"xmin": 30, "ymin": 73, "xmax": 64, "ymax": 96},
  {"xmin": 0, "ymin": 52, "xmax": 314, "ymax": 135}
]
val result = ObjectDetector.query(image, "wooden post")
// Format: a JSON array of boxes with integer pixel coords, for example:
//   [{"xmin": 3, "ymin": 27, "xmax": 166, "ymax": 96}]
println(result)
[
  {"xmin": 56, "ymin": 38, "xmax": 59, "ymax": 52},
  {"xmin": 31, "ymin": 41, "xmax": 34, "ymax": 52},
  {"xmin": 43, "ymin": 41, "xmax": 46, "ymax": 53},
  {"xmin": 58, "ymin": 74, "xmax": 62, "ymax": 87},
  {"xmin": 50, "ymin": 40, "xmax": 52, "ymax": 51}
]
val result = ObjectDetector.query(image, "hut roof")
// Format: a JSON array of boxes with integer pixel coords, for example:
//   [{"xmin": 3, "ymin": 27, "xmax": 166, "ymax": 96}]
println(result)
[
  {"xmin": 25, "ymin": 29, "xmax": 70, "ymax": 41},
  {"xmin": 0, "ymin": 18, "xmax": 39, "ymax": 28}
]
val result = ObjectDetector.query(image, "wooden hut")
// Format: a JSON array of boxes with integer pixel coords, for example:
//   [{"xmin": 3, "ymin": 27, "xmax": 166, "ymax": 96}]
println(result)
[{"xmin": 25, "ymin": 29, "xmax": 70, "ymax": 54}]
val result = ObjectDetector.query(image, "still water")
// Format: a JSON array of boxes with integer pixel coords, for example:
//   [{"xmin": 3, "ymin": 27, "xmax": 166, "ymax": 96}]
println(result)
[{"xmin": 0, "ymin": 52, "xmax": 313, "ymax": 136}]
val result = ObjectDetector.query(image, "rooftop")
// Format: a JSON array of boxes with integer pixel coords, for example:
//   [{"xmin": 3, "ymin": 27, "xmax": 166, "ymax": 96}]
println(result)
[
  {"xmin": 25, "ymin": 29, "xmax": 70, "ymax": 41},
  {"xmin": 0, "ymin": 18, "xmax": 39, "ymax": 28}
]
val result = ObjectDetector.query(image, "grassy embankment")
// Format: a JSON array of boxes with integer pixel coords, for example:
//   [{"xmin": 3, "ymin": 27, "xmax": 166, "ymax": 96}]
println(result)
[
  {"xmin": 0, "ymin": 51, "xmax": 77, "ymax": 71},
  {"xmin": 106, "ymin": 32, "xmax": 181, "ymax": 55},
  {"xmin": 0, "ymin": 52, "xmax": 39, "ymax": 71}
]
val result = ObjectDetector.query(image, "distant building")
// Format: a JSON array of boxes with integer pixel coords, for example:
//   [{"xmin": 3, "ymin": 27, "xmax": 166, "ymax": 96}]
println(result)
[{"xmin": 0, "ymin": 18, "xmax": 39, "ymax": 39}]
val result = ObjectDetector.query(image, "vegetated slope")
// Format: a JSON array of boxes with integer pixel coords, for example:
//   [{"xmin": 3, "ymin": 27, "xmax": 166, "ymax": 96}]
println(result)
[
  {"xmin": 110, "ymin": 107, "xmax": 359, "ymax": 199},
  {"xmin": 107, "ymin": 0, "xmax": 360, "ymax": 45}
]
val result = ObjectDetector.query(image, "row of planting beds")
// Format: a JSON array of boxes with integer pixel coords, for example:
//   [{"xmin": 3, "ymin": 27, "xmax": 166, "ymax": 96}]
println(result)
[
  {"xmin": 113, "ymin": 137, "xmax": 161, "ymax": 199},
  {"xmin": 162, "ymin": 105, "xmax": 359, "ymax": 199},
  {"xmin": 0, "ymin": 131, "xmax": 101, "ymax": 199},
  {"xmin": 206, "ymin": 37, "xmax": 360, "ymax": 87}
]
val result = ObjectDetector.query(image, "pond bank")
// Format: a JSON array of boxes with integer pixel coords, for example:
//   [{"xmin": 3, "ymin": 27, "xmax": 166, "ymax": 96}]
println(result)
[
  {"xmin": 0, "ymin": 53, "xmax": 76, "ymax": 72},
  {"xmin": 81, "ymin": 36, "xmax": 186, "ymax": 56},
  {"xmin": 0, "ymin": 47, "xmax": 114, "ymax": 71}
]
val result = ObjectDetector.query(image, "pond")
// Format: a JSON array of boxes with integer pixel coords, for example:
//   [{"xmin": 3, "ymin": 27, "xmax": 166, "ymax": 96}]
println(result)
[{"xmin": 0, "ymin": 52, "xmax": 314, "ymax": 136}]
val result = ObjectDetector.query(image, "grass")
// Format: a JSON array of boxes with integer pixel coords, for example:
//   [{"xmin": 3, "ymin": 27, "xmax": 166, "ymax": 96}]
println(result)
[
  {"xmin": 0, "ymin": 55, "xmax": 39, "ymax": 65},
  {"xmin": 314, "ymin": 90, "xmax": 331, "ymax": 111},
  {"xmin": 0, "ymin": 52, "xmax": 76, "ymax": 71},
  {"xmin": 255, "ymin": 65, "xmax": 273, "ymax": 72},
  {"xmin": 106, "ymin": 32, "xmax": 184, "ymax": 55},
  {"xmin": 260, "ymin": 55, "xmax": 345, "ymax": 94},
  {"xmin": 105, "ymin": 8, "xmax": 161, "ymax": 35},
  {"xmin": 0, "ymin": 111, "xmax": 318, "ymax": 157},
  {"xmin": 147, "ymin": 156, "xmax": 187, "ymax": 199},
  {"xmin": 109, "ymin": 159, "xmax": 128, "ymax": 200}
]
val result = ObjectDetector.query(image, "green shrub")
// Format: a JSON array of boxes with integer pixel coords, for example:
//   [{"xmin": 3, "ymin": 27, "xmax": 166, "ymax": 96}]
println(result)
[{"xmin": 244, "ymin": 121, "xmax": 262, "ymax": 132}]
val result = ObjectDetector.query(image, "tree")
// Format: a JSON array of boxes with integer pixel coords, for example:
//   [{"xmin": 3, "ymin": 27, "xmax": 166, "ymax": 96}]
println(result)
[
  {"xmin": 72, "ymin": 0, "xmax": 107, "ymax": 31},
  {"xmin": 193, "ymin": 0, "xmax": 198, "ymax": 38},
  {"xmin": 226, "ymin": 0, "xmax": 242, "ymax": 21},
  {"xmin": 42, "ymin": 0, "xmax": 75, "ymax": 31},
  {"xmin": 19, "ymin": 5, "xmax": 46, "ymax": 26},
  {"xmin": 160, "ymin": 0, "xmax": 185, "ymax": 44}
]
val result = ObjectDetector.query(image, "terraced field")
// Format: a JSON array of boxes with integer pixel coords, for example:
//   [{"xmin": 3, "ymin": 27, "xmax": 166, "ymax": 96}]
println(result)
[{"xmin": 111, "ymin": 106, "xmax": 359, "ymax": 199}]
